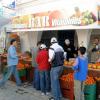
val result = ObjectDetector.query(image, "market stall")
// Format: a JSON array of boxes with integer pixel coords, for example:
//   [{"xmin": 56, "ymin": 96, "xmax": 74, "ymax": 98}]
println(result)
[
  {"xmin": 2, "ymin": 0, "xmax": 99, "ymax": 99},
  {"xmin": 59, "ymin": 60, "xmax": 100, "ymax": 100},
  {"xmin": 0, "ymin": 53, "xmax": 33, "ymax": 83}
]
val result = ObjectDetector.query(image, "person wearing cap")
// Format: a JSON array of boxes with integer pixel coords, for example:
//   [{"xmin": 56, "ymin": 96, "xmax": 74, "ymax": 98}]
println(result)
[
  {"xmin": 0, "ymin": 39, "xmax": 21, "ymax": 87},
  {"xmin": 64, "ymin": 39, "xmax": 76, "ymax": 61},
  {"xmin": 36, "ymin": 44, "xmax": 51, "ymax": 96},
  {"xmin": 48, "ymin": 37, "xmax": 64, "ymax": 100}
]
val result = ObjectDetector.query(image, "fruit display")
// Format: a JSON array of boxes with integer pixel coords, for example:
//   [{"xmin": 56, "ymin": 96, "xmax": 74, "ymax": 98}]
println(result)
[
  {"xmin": 88, "ymin": 63, "xmax": 100, "ymax": 69},
  {"xmin": 95, "ymin": 77, "xmax": 100, "ymax": 81},
  {"xmin": 64, "ymin": 60, "xmax": 74, "ymax": 67},
  {"xmin": 24, "ymin": 63, "xmax": 30, "ymax": 68},
  {"xmin": 71, "ymin": 7, "xmax": 97, "ymax": 26},
  {"xmin": 85, "ymin": 76, "xmax": 96, "ymax": 85},
  {"xmin": 17, "ymin": 62, "xmax": 25, "ymax": 70},
  {"xmin": 81, "ymin": 11, "xmax": 96, "ymax": 25},
  {"xmin": 60, "ymin": 73, "xmax": 74, "ymax": 82}
]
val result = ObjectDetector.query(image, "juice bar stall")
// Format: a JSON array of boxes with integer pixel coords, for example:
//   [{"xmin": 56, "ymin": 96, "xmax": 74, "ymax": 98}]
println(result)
[{"xmin": 5, "ymin": 0, "xmax": 100, "ymax": 99}]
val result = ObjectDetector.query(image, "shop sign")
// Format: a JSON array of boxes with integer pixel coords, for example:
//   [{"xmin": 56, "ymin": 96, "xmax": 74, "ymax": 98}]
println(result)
[
  {"xmin": 11, "ymin": 0, "xmax": 99, "ymax": 29},
  {"xmin": 12, "ymin": 9, "xmax": 97, "ymax": 29},
  {"xmin": 12, "ymin": 15, "xmax": 30, "ymax": 28},
  {"xmin": 97, "ymin": 5, "xmax": 100, "ymax": 25}
]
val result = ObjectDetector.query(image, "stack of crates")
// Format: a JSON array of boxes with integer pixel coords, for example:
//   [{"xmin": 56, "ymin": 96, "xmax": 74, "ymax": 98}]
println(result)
[
  {"xmin": 84, "ymin": 84, "xmax": 96, "ymax": 100},
  {"xmin": 60, "ymin": 78, "xmax": 74, "ymax": 100}
]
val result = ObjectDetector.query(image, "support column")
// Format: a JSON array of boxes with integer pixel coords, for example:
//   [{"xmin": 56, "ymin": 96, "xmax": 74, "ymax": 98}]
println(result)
[{"xmin": 76, "ymin": 29, "xmax": 92, "ymax": 48}]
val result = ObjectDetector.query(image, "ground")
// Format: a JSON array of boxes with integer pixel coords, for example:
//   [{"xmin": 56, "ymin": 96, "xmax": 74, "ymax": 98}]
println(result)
[
  {"xmin": 0, "ymin": 81, "xmax": 49, "ymax": 100},
  {"xmin": 0, "ymin": 81, "xmax": 67, "ymax": 100}
]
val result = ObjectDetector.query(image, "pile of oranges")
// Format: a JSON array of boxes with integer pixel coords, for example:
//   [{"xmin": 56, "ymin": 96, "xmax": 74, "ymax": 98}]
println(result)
[
  {"xmin": 95, "ymin": 77, "xmax": 100, "ymax": 81},
  {"xmin": 85, "ymin": 76, "xmax": 96, "ymax": 85},
  {"xmin": 17, "ymin": 63, "xmax": 25, "ymax": 70},
  {"xmin": 24, "ymin": 64, "xmax": 30, "ymax": 68},
  {"xmin": 60, "ymin": 73, "xmax": 74, "ymax": 82},
  {"xmin": 64, "ymin": 60, "xmax": 74, "ymax": 67},
  {"xmin": 88, "ymin": 63, "xmax": 100, "ymax": 69}
]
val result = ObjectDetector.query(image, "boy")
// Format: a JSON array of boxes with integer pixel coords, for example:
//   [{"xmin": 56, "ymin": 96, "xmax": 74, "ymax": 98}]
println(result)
[{"xmin": 72, "ymin": 47, "xmax": 88, "ymax": 100}]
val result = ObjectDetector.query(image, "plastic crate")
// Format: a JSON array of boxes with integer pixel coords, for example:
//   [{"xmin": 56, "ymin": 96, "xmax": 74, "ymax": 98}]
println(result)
[
  {"xmin": 85, "ymin": 93, "xmax": 96, "ymax": 100},
  {"xmin": 29, "ymin": 67, "xmax": 34, "ymax": 81},
  {"xmin": 20, "ymin": 76, "xmax": 26, "ymax": 83},
  {"xmin": 60, "ymin": 79, "xmax": 74, "ymax": 89},
  {"xmin": 84, "ymin": 84, "xmax": 96, "ymax": 100},
  {"xmin": 60, "ymin": 79, "xmax": 74, "ymax": 100},
  {"xmin": 61, "ymin": 89, "xmax": 74, "ymax": 100},
  {"xmin": 84, "ymin": 84, "xmax": 96, "ymax": 93},
  {"xmin": 18, "ymin": 69, "xmax": 26, "ymax": 77}
]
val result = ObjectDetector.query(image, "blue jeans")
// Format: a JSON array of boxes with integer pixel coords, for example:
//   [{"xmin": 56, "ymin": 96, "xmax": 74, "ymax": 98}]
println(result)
[
  {"xmin": 39, "ymin": 71, "xmax": 50, "ymax": 93},
  {"xmin": 0, "ymin": 65, "xmax": 21, "ymax": 86},
  {"xmin": 33, "ymin": 67, "xmax": 40, "ymax": 90},
  {"xmin": 50, "ymin": 66, "xmax": 63, "ymax": 100}
]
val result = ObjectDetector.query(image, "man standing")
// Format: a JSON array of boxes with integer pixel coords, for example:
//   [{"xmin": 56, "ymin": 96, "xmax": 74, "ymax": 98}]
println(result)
[
  {"xmin": 48, "ymin": 37, "xmax": 64, "ymax": 100},
  {"xmin": 0, "ymin": 39, "xmax": 21, "ymax": 87},
  {"xmin": 32, "ymin": 41, "xmax": 42, "ymax": 90},
  {"xmin": 88, "ymin": 37, "xmax": 100, "ymax": 63}
]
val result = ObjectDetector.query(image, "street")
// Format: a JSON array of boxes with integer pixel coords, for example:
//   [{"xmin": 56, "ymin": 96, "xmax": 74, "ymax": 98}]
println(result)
[
  {"xmin": 0, "ymin": 81, "xmax": 50, "ymax": 100},
  {"xmin": 0, "ymin": 81, "xmax": 67, "ymax": 100}
]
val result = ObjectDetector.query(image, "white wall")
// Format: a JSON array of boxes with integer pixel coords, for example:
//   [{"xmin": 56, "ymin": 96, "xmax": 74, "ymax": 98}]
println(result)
[
  {"xmin": 18, "ymin": 31, "xmax": 42, "ymax": 52},
  {"xmin": 76, "ymin": 29, "xmax": 92, "ymax": 48},
  {"xmin": 16, "ymin": 0, "xmax": 97, "ymax": 18},
  {"xmin": 28, "ymin": 31, "xmax": 42, "ymax": 48},
  {"xmin": 18, "ymin": 32, "xmax": 30, "ymax": 52}
]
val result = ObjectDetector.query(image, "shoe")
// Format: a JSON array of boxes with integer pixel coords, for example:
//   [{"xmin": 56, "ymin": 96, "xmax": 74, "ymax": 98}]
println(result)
[
  {"xmin": 46, "ymin": 92, "xmax": 50, "ymax": 95},
  {"xmin": 0, "ymin": 84, "xmax": 6, "ymax": 89},
  {"xmin": 41, "ymin": 92, "xmax": 45, "ymax": 96},
  {"xmin": 48, "ymin": 97, "xmax": 55, "ymax": 100},
  {"xmin": 0, "ymin": 86, "xmax": 6, "ymax": 89}
]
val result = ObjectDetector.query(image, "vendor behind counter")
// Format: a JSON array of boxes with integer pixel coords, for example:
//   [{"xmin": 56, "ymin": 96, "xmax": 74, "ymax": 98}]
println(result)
[
  {"xmin": 64, "ymin": 39, "xmax": 78, "ymax": 61},
  {"xmin": 88, "ymin": 37, "xmax": 100, "ymax": 63}
]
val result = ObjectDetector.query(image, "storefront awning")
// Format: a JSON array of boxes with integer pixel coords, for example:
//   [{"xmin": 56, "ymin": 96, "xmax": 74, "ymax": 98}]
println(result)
[{"xmin": 9, "ymin": 0, "xmax": 100, "ymax": 31}]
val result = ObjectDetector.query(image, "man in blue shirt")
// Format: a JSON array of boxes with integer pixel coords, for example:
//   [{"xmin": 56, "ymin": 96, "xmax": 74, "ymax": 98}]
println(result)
[{"xmin": 0, "ymin": 39, "xmax": 21, "ymax": 87}]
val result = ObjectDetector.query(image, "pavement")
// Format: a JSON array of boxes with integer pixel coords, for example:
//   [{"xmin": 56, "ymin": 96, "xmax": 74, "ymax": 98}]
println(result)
[{"xmin": 0, "ymin": 81, "xmax": 67, "ymax": 100}]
